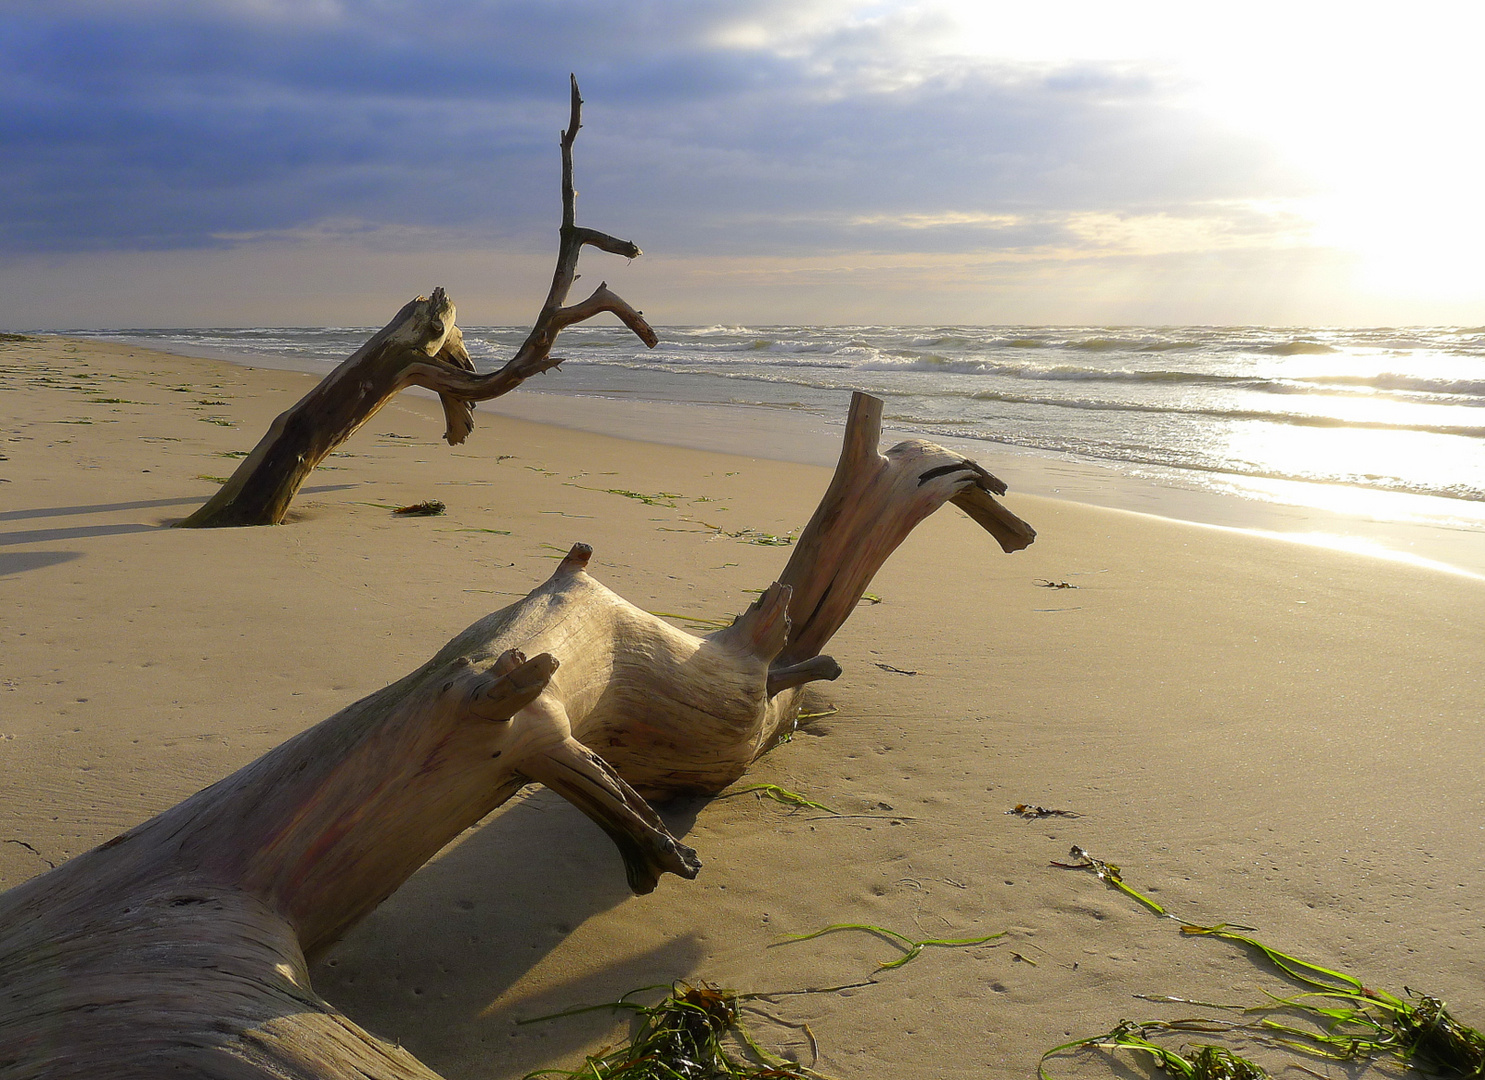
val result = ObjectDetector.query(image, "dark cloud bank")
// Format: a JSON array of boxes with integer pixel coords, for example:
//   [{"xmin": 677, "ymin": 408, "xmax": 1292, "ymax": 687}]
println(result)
[{"xmin": 0, "ymin": 0, "xmax": 1297, "ymax": 259}]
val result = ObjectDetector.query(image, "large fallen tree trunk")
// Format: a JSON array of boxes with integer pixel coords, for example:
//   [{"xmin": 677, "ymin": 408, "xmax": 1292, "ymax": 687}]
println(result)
[
  {"xmin": 0, "ymin": 393, "xmax": 1034, "ymax": 1078},
  {"xmin": 179, "ymin": 77, "xmax": 656, "ymax": 528}
]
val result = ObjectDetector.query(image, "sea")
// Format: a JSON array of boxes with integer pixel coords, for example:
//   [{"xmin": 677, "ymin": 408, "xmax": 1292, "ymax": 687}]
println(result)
[{"xmin": 67, "ymin": 324, "xmax": 1485, "ymax": 577}]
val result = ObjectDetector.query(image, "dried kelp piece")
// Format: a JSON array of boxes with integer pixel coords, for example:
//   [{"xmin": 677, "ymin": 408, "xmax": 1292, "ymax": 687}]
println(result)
[
  {"xmin": 872, "ymin": 663, "xmax": 918, "ymax": 676},
  {"xmin": 1040, "ymin": 1020, "xmax": 1269, "ymax": 1080},
  {"xmin": 779, "ymin": 922, "xmax": 1005, "ymax": 971},
  {"xmin": 1007, "ymin": 804, "xmax": 1082, "ymax": 819},
  {"xmin": 1392, "ymin": 992, "xmax": 1485, "ymax": 1077},
  {"xmin": 1052, "ymin": 845, "xmax": 1167, "ymax": 915},
  {"xmin": 519, "ymin": 981, "xmax": 830, "ymax": 1080},
  {"xmin": 392, "ymin": 500, "xmax": 446, "ymax": 516},
  {"xmin": 1034, "ymin": 579, "xmax": 1079, "ymax": 589}
]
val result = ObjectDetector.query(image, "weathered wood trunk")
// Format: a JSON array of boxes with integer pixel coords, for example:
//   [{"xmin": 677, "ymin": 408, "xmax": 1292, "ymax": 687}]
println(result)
[
  {"xmin": 179, "ymin": 77, "xmax": 656, "ymax": 528},
  {"xmin": 0, "ymin": 393, "xmax": 1034, "ymax": 1078}
]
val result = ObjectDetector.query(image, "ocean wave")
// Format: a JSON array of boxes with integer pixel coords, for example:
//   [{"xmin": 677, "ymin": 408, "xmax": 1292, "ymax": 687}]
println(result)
[
  {"xmin": 632, "ymin": 351, "xmax": 1282, "ymax": 388},
  {"xmin": 661, "ymin": 336, "xmax": 882, "ymax": 358},
  {"xmin": 877, "ymin": 417, "xmax": 1485, "ymax": 504},
  {"xmin": 1294, "ymin": 373, "xmax": 1485, "ymax": 399},
  {"xmin": 910, "ymin": 334, "xmax": 981, "ymax": 348},
  {"xmin": 965, "ymin": 388, "xmax": 1485, "ymax": 438},
  {"xmin": 583, "ymin": 359, "xmax": 920, "ymax": 396},
  {"xmin": 599, "ymin": 346, "xmax": 1485, "ymax": 409},
  {"xmin": 1261, "ymin": 340, "xmax": 1338, "ymax": 355},
  {"xmin": 1067, "ymin": 337, "xmax": 1130, "ymax": 351},
  {"xmin": 578, "ymin": 356, "xmax": 1485, "ymax": 418}
]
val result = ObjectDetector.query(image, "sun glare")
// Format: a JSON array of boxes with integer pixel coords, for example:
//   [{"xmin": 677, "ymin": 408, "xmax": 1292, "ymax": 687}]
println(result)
[{"xmin": 939, "ymin": 1, "xmax": 1485, "ymax": 309}]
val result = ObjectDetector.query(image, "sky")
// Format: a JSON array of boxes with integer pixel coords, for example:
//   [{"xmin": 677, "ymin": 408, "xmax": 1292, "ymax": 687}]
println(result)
[{"xmin": 1, "ymin": 0, "xmax": 1482, "ymax": 328}]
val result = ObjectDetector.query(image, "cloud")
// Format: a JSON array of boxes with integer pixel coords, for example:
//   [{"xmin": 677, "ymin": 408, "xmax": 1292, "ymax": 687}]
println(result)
[{"xmin": 0, "ymin": 0, "xmax": 1304, "ymax": 266}]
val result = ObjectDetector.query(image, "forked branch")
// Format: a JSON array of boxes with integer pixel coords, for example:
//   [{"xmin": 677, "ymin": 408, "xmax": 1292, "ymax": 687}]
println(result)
[
  {"xmin": 425, "ymin": 74, "xmax": 658, "ymax": 401},
  {"xmin": 773, "ymin": 392, "xmax": 1037, "ymax": 666}
]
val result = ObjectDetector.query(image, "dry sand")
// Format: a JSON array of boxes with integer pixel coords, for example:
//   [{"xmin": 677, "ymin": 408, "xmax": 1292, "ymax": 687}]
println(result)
[{"xmin": 2, "ymin": 334, "xmax": 1482, "ymax": 1078}]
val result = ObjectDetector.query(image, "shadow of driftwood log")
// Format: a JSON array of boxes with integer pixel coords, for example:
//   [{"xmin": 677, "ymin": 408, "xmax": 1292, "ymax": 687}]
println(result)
[
  {"xmin": 313, "ymin": 791, "xmax": 707, "ymax": 1077},
  {"xmin": 0, "ymin": 550, "xmax": 81, "ymax": 576}
]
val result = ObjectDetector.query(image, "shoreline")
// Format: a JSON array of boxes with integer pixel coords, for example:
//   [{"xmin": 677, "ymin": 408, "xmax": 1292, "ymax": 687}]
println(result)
[
  {"xmin": 3, "ymin": 334, "xmax": 1482, "ymax": 1078},
  {"xmin": 86, "ymin": 331, "xmax": 1485, "ymax": 579}
]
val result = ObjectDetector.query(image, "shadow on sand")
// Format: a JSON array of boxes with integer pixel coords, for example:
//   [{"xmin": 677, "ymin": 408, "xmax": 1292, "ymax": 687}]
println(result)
[{"xmin": 312, "ymin": 788, "xmax": 711, "ymax": 1078}]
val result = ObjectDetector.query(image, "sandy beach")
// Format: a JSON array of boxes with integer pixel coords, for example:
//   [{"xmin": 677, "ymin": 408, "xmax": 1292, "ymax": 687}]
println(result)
[{"xmin": 2, "ymin": 334, "xmax": 1482, "ymax": 1078}]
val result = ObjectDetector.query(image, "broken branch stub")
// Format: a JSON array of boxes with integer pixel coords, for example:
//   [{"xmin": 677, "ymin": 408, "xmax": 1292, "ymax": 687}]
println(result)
[
  {"xmin": 177, "ymin": 77, "xmax": 655, "ymax": 528},
  {"xmin": 774, "ymin": 391, "xmax": 1036, "ymax": 667},
  {"xmin": 0, "ymin": 393, "xmax": 1033, "ymax": 1077}
]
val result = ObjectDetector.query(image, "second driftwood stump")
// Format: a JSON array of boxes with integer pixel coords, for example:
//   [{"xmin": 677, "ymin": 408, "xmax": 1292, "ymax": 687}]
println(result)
[
  {"xmin": 0, "ymin": 393, "xmax": 1034, "ymax": 1079},
  {"xmin": 179, "ymin": 77, "xmax": 656, "ymax": 528}
]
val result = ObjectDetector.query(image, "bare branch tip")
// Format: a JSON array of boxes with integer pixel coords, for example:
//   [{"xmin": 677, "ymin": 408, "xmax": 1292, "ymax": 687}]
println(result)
[{"xmin": 557, "ymin": 542, "xmax": 593, "ymax": 574}]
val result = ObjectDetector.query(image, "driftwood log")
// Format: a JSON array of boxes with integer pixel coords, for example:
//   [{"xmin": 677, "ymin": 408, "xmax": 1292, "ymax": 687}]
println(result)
[
  {"xmin": 179, "ymin": 77, "xmax": 656, "ymax": 528},
  {"xmin": 0, "ymin": 393, "xmax": 1034, "ymax": 1078}
]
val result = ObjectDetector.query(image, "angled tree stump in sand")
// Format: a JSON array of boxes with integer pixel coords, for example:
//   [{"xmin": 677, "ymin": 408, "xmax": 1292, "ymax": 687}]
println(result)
[
  {"xmin": 0, "ymin": 393, "xmax": 1034, "ymax": 1078},
  {"xmin": 179, "ymin": 77, "xmax": 656, "ymax": 528}
]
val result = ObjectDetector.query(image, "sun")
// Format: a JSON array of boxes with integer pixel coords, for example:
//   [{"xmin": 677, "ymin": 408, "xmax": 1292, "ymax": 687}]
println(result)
[{"xmin": 939, "ymin": 0, "xmax": 1485, "ymax": 311}]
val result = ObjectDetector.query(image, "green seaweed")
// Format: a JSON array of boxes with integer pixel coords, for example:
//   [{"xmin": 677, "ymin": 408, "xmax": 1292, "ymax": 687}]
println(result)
[
  {"xmin": 1040, "ymin": 1021, "xmax": 1268, "ymax": 1080},
  {"xmin": 1052, "ymin": 845, "xmax": 1167, "ymax": 915},
  {"xmin": 1178, "ymin": 924, "xmax": 1360, "ymax": 995},
  {"xmin": 1181, "ymin": 924, "xmax": 1485, "ymax": 1077},
  {"xmin": 722, "ymin": 784, "xmax": 840, "ymax": 815},
  {"xmin": 794, "ymin": 708, "xmax": 837, "ymax": 721},
  {"xmin": 1051, "ymin": 854, "xmax": 1485, "ymax": 1080},
  {"xmin": 568, "ymin": 482, "xmax": 683, "ymax": 507},
  {"xmin": 519, "ymin": 981, "xmax": 829, "ymax": 1079},
  {"xmin": 779, "ymin": 922, "xmax": 1005, "ymax": 971},
  {"xmin": 680, "ymin": 516, "xmax": 796, "ymax": 546}
]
